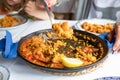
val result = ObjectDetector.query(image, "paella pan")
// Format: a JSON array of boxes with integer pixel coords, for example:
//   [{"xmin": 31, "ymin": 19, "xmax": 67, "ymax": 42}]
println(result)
[{"xmin": 17, "ymin": 22, "xmax": 108, "ymax": 73}]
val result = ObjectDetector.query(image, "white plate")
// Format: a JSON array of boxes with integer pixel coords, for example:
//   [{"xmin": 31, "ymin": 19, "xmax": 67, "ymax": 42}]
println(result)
[
  {"xmin": 0, "ymin": 65, "xmax": 10, "ymax": 80},
  {"xmin": 0, "ymin": 14, "xmax": 28, "ymax": 30},
  {"xmin": 75, "ymin": 18, "xmax": 116, "ymax": 35},
  {"xmin": 0, "ymin": 15, "xmax": 29, "ymax": 39},
  {"xmin": 94, "ymin": 76, "xmax": 120, "ymax": 80}
]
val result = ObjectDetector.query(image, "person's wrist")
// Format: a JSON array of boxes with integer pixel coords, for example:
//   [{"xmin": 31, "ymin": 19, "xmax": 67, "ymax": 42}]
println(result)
[{"xmin": 115, "ymin": 22, "xmax": 120, "ymax": 27}]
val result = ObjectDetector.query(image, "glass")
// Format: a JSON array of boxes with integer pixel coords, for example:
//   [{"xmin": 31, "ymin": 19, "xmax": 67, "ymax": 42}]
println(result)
[
  {"xmin": 0, "ymin": 72, "xmax": 3, "ymax": 80},
  {"xmin": 0, "ymin": 65, "xmax": 10, "ymax": 80}
]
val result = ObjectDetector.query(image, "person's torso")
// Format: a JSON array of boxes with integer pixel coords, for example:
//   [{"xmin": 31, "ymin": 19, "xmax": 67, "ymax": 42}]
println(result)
[{"xmin": 88, "ymin": 0, "xmax": 120, "ymax": 21}]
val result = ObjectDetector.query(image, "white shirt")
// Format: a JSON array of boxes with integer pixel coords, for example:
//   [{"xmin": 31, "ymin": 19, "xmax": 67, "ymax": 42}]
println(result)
[
  {"xmin": 52, "ymin": 0, "xmax": 75, "ymax": 13},
  {"xmin": 88, "ymin": 0, "xmax": 120, "ymax": 21}
]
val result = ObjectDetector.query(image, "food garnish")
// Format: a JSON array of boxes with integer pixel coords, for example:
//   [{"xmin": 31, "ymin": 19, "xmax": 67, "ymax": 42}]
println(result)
[{"xmin": 61, "ymin": 56, "xmax": 83, "ymax": 68}]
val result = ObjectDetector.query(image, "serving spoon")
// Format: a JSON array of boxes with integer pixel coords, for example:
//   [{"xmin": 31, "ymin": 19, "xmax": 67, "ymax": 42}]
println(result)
[
  {"xmin": 8, "ymin": 7, "xmax": 24, "ymax": 15},
  {"xmin": 40, "ymin": 0, "xmax": 55, "ymax": 24}
]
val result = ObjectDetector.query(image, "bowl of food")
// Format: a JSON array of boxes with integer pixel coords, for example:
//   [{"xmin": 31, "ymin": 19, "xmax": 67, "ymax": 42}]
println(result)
[
  {"xmin": 17, "ymin": 22, "xmax": 108, "ymax": 75},
  {"xmin": 0, "ymin": 14, "xmax": 28, "ymax": 30},
  {"xmin": 0, "ymin": 65, "xmax": 10, "ymax": 80},
  {"xmin": 75, "ymin": 18, "xmax": 116, "ymax": 35}
]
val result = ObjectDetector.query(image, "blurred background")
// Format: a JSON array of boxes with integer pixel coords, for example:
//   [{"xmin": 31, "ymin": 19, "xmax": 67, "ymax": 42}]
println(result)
[
  {"xmin": 0, "ymin": 0, "xmax": 92, "ymax": 20},
  {"xmin": 52, "ymin": 0, "xmax": 92, "ymax": 20}
]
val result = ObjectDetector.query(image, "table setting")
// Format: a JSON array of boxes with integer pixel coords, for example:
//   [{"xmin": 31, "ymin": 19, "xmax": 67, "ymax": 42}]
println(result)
[
  {"xmin": 0, "ymin": 16, "xmax": 120, "ymax": 80},
  {"xmin": 0, "ymin": 2, "xmax": 119, "ymax": 78},
  {"xmin": 0, "ymin": 0, "xmax": 120, "ymax": 79},
  {"xmin": 0, "ymin": 14, "xmax": 29, "ymax": 40}
]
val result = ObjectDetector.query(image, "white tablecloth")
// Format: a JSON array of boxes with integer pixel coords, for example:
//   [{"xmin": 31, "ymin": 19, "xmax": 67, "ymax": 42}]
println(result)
[{"xmin": 0, "ymin": 20, "xmax": 120, "ymax": 80}]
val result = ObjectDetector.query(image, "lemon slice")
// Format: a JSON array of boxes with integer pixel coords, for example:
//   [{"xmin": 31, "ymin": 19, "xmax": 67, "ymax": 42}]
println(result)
[{"xmin": 61, "ymin": 56, "xmax": 83, "ymax": 68}]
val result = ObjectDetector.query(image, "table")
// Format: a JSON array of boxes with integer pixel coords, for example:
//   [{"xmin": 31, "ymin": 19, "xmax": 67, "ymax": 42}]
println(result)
[{"xmin": 0, "ymin": 20, "xmax": 120, "ymax": 80}]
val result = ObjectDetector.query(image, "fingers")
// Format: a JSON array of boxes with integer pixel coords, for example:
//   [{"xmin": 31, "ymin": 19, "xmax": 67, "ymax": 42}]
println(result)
[
  {"xmin": 118, "ymin": 48, "xmax": 120, "ymax": 53},
  {"xmin": 24, "ymin": 0, "xmax": 48, "ymax": 19},
  {"xmin": 112, "ymin": 36, "xmax": 120, "ymax": 51},
  {"xmin": 45, "ymin": 0, "xmax": 57, "ymax": 7},
  {"xmin": 25, "ymin": 1, "xmax": 35, "ymax": 10},
  {"xmin": 112, "ymin": 22, "xmax": 120, "ymax": 52},
  {"xmin": 24, "ymin": 1, "xmax": 36, "ymax": 14},
  {"xmin": 107, "ymin": 28, "xmax": 115, "ymax": 42},
  {"xmin": 35, "ymin": 0, "xmax": 45, "ymax": 9},
  {"xmin": 107, "ymin": 22, "xmax": 120, "ymax": 53}
]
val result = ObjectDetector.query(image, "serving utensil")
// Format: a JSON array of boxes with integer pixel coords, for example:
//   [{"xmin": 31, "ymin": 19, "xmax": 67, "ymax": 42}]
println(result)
[
  {"xmin": 40, "ymin": 0, "xmax": 54, "ymax": 24},
  {"xmin": 8, "ymin": 7, "xmax": 24, "ymax": 15}
]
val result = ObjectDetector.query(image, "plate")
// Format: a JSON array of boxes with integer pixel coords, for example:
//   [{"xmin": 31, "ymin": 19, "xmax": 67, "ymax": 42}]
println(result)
[
  {"xmin": 0, "ymin": 65, "xmax": 10, "ymax": 80},
  {"xmin": 0, "ymin": 14, "xmax": 28, "ymax": 39},
  {"xmin": 75, "ymin": 18, "xmax": 116, "ymax": 35},
  {"xmin": 94, "ymin": 77, "xmax": 120, "ymax": 80},
  {"xmin": 0, "ymin": 14, "xmax": 28, "ymax": 30}
]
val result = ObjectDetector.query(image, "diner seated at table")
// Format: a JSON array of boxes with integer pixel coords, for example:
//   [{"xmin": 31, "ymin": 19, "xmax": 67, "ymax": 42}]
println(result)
[
  {"xmin": 0, "ymin": 0, "xmax": 120, "ymax": 53},
  {"xmin": 0, "ymin": 0, "xmax": 56, "ymax": 20},
  {"xmin": 53, "ymin": 0, "xmax": 120, "ymax": 53},
  {"xmin": 88, "ymin": 0, "xmax": 120, "ymax": 53}
]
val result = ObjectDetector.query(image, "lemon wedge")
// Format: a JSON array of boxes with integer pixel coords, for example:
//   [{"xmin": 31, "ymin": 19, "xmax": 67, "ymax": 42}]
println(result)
[{"xmin": 61, "ymin": 56, "xmax": 83, "ymax": 68}]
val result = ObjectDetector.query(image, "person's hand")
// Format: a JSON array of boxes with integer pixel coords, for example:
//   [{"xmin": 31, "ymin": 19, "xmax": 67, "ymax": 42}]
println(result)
[
  {"xmin": 45, "ymin": 0, "xmax": 57, "ymax": 7},
  {"xmin": 36, "ymin": 0, "xmax": 57, "ymax": 9},
  {"xmin": 24, "ymin": 1, "xmax": 54, "ymax": 20},
  {"xmin": 24, "ymin": 1, "xmax": 38, "ymax": 16},
  {"xmin": 107, "ymin": 22, "xmax": 120, "ymax": 52}
]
